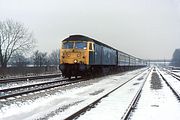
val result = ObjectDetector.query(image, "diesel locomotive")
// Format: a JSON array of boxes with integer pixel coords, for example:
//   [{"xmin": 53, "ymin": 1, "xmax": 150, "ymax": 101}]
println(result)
[{"xmin": 59, "ymin": 35, "xmax": 146, "ymax": 79}]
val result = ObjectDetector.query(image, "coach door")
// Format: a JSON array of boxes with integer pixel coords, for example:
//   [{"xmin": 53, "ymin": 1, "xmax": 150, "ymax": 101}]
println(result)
[{"xmin": 88, "ymin": 42, "xmax": 94, "ymax": 65}]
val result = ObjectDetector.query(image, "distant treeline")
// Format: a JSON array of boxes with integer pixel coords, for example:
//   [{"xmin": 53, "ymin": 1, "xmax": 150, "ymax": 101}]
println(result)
[{"xmin": 170, "ymin": 49, "xmax": 180, "ymax": 67}]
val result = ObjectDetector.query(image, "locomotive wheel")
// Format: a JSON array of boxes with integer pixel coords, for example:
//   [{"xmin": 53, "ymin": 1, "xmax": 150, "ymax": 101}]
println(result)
[{"xmin": 68, "ymin": 76, "xmax": 71, "ymax": 80}]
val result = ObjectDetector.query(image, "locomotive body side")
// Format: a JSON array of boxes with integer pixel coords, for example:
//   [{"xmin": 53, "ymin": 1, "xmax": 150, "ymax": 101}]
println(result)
[{"xmin": 90, "ymin": 42, "xmax": 117, "ymax": 65}]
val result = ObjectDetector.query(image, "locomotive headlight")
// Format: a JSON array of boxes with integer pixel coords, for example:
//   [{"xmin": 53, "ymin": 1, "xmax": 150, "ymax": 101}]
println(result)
[
  {"xmin": 77, "ymin": 53, "xmax": 80, "ymax": 57},
  {"xmin": 74, "ymin": 59, "xmax": 78, "ymax": 63}
]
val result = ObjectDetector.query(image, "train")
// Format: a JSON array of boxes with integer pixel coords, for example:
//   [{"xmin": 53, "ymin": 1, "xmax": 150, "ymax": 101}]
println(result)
[{"xmin": 59, "ymin": 35, "xmax": 147, "ymax": 79}]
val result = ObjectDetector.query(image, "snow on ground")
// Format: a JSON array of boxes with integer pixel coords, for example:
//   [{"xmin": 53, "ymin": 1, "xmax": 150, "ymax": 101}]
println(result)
[
  {"xmin": 0, "ymin": 72, "xmax": 61, "ymax": 80},
  {"xmin": 0, "ymin": 77, "xmax": 61, "ymax": 90},
  {"xmin": 172, "ymin": 71, "xmax": 180, "ymax": 77},
  {"xmin": 158, "ymin": 68, "xmax": 180, "ymax": 97},
  {"xmin": 129, "ymin": 68, "xmax": 180, "ymax": 120},
  {"xmin": 74, "ymin": 68, "xmax": 150, "ymax": 120},
  {"xmin": 0, "ymin": 68, "xmax": 147, "ymax": 120}
]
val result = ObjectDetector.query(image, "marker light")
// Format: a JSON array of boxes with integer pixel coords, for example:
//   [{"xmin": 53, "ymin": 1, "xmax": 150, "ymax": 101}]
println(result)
[{"xmin": 77, "ymin": 54, "xmax": 80, "ymax": 57}]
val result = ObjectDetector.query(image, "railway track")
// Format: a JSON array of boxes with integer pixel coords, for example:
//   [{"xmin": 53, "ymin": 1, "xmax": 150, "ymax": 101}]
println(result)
[
  {"xmin": 166, "ymin": 70, "xmax": 180, "ymax": 81},
  {"xmin": 0, "ymin": 69, "xmax": 148, "ymax": 100},
  {"xmin": 0, "ymin": 68, "xmax": 150, "ymax": 120},
  {"xmin": 157, "ymin": 69, "xmax": 180, "ymax": 99},
  {"xmin": 126, "ymin": 67, "xmax": 180, "ymax": 120},
  {"xmin": 63, "ymin": 68, "xmax": 151, "ymax": 120},
  {"xmin": 120, "ymin": 68, "xmax": 151, "ymax": 120},
  {"xmin": 0, "ymin": 77, "xmax": 84, "ymax": 100},
  {"xmin": 0, "ymin": 73, "xmax": 61, "ymax": 84}
]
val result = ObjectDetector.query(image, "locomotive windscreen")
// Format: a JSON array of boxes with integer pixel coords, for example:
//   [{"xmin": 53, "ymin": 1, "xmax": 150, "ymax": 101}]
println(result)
[
  {"xmin": 62, "ymin": 41, "xmax": 87, "ymax": 50},
  {"xmin": 75, "ymin": 42, "xmax": 87, "ymax": 49}
]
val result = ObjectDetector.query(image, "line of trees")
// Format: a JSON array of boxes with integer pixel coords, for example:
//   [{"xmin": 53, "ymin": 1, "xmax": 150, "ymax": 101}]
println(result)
[
  {"xmin": 0, "ymin": 19, "xmax": 59, "ymax": 68},
  {"xmin": 32, "ymin": 49, "xmax": 59, "ymax": 67},
  {"xmin": 9, "ymin": 49, "xmax": 59, "ymax": 67}
]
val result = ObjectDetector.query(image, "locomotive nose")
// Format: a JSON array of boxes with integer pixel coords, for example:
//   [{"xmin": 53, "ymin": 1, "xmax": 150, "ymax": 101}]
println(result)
[{"xmin": 61, "ymin": 50, "xmax": 86, "ymax": 64}]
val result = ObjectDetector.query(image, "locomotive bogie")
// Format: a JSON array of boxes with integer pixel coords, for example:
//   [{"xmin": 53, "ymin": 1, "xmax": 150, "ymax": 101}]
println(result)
[{"xmin": 59, "ymin": 64, "xmax": 88, "ymax": 78}]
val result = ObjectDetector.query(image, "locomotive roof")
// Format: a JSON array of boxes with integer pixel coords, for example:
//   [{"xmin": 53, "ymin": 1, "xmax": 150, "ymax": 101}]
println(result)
[
  {"xmin": 63, "ymin": 35, "xmax": 95, "ymax": 42},
  {"xmin": 63, "ymin": 35, "xmax": 116, "ymax": 50}
]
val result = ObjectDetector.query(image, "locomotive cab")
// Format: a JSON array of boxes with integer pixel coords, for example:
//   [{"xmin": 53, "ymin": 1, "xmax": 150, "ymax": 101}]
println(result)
[{"xmin": 59, "ymin": 38, "xmax": 94, "ymax": 78}]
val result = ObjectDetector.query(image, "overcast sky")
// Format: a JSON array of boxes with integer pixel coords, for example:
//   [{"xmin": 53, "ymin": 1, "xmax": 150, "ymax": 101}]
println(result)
[{"xmin": 0, "ymin": 0, "xmax": 180, "ymax": 59}]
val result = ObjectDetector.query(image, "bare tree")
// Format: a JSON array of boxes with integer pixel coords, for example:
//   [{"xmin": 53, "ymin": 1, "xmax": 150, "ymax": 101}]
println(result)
[
  {"xmin": 9, "ymin": 52, "xmax": 28, "ymax": 67},
  {"xmin": 33, "ymin": 50, "xmax": 48, "ymax": 67},
  {"xmin": 49, "ymin": 49, "xmax": 59, "ymax": 66},
  {"xmin": 0, "ymin": 19, "xmax": 35, "ymax": 68}
]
